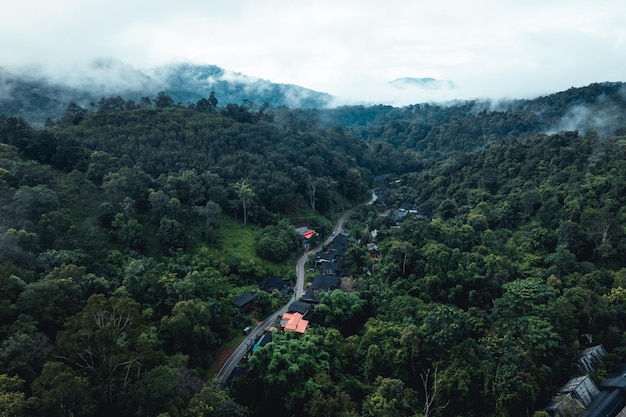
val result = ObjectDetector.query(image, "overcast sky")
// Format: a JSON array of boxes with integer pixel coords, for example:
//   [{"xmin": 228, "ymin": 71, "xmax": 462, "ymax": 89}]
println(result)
[{"xmin": 2, "ymin": 0, "xmax": 625, "ymax": 106}]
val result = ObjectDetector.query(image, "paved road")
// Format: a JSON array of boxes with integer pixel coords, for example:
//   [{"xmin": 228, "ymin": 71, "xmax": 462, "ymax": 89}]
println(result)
[
  {"xmin": 214, "ymin": 195, "xmax": 370, "ymax": 388},
  {"xmin": 295, "ymin": 208, "xmax": 354, "ymax": 299}
]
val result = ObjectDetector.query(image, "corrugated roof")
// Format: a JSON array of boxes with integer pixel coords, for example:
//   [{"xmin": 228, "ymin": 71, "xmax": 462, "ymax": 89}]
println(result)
[{"xmin": 281, "ymin": 312, "xmax": 309, "ymax": 333}]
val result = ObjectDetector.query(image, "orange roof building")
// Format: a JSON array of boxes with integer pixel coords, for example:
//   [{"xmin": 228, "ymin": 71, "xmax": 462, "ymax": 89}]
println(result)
[
  {"xmin": 302, "ymin": 230, "xmax": 316, "ymax": 240},
  {"xmin": 280, "ymin": 312, "xmax": 309, "ymax": 333}
]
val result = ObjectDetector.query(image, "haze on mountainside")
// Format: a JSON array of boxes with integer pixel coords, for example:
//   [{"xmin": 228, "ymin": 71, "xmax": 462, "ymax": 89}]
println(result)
[{"xmin": 1, "ymin": 0, "xmax": 625, "ymax": 106}]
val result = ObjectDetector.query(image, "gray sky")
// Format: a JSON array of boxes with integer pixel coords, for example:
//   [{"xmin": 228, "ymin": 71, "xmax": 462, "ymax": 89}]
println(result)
[{"xmin": 2, "ymin": 0, "xmax": 625, "ymax": 106}]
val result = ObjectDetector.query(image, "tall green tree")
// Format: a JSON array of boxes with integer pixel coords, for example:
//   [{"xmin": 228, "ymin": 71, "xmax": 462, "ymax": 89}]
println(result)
[
  {"xmin": 54, "ymin": 294, "xmax": 152, "ymax": 417},
  {"xmin": 30, "ymin": 362, "xmax": 96, "ymax": 417},
  {"xmin": 232, "ymin": 180, "xmax": 255, "ymax": 225},
  {"xmin": 247, "ymin": 331, "xmax": 331, "ymax": 413}
]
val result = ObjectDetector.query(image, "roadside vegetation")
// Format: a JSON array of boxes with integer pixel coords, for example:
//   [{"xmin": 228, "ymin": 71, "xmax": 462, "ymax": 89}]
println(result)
[{"xmin": 1, "ymin": 82, "xmax": 626, "ymax": 416}]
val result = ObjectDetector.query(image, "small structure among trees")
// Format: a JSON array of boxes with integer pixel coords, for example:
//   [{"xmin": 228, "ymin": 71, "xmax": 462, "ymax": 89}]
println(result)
[{"xmin": 231, "ymin": 292, "xmax": 255, "ymax": 313}]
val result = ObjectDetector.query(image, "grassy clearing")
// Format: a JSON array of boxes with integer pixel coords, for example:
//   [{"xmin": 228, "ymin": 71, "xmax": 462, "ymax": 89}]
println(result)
[{"xmin": 197, "ymin": 216, "xmax": 294, "ymax": 279}]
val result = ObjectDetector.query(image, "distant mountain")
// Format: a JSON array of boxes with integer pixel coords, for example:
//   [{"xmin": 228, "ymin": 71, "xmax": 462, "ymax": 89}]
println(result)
[
  {"xmin": 147, "ymin": 63, "xmax": 333, "ymax": 110},
  {"xmin": 0, "ymin": 59, "xmax": 333, "ymax": 126},
  {"xmin": 390, "ymin": 77, "xmax": 455, "ymax": 91}
]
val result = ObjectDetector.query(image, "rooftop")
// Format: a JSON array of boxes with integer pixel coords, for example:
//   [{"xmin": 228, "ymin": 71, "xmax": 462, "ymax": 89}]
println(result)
[{"xmin": 281, "ymin": 312, "xmax": 309, "ymax": 333}]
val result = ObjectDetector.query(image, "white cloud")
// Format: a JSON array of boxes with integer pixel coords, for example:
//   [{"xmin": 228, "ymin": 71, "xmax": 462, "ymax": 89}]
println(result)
[{"xmin": 2, "ymin": 0, "xmax": 626, "ymax": 105}]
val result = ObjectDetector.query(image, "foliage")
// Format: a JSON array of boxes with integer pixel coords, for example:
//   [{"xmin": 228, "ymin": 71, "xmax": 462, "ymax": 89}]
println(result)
[{"xmin": 2, "ymin": 82, "xmax": 626, "ymax": 416}]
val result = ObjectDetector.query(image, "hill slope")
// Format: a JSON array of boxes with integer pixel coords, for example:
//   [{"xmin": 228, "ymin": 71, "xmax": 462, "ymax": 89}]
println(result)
[{"xmin": 0, "ymin": 59, "xmax": 333, "ymax": 126}]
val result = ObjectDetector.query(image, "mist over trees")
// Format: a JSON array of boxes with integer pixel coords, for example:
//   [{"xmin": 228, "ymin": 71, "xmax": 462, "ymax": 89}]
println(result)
[{"xmin": 1, "ymin": 81, "xmax": 626, "ymax": 416}]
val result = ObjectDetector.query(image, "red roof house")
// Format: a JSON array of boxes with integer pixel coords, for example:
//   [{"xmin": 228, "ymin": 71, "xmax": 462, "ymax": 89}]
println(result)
[{"xmin": 280, "ymin": 312, "xmax": 309, "ymax": 333}]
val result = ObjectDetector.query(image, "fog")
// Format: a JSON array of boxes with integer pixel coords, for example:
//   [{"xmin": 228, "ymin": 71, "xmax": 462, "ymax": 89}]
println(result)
[{"xmin": 2, "ymin": 1, "xmax": 625, "ymax": 106}]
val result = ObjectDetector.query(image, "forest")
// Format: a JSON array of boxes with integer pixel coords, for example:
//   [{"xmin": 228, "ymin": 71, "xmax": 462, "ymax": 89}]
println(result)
[{"xmin": 1, "ymin": 82, "xmax": 626, "ymax": 417}]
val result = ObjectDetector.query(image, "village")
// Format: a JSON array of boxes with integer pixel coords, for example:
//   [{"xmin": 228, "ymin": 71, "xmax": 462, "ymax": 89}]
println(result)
[
  {"xmin": 229, "ymin": 230, "xmax": 352, "ymax": 357},
  {"xmin": 227, "ymin": 180, "xmax": 626, "ymax": 417}
]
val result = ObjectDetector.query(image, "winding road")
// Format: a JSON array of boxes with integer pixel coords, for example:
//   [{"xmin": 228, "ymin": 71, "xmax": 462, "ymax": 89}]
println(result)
[{"xmin": 213, "ymin": 204, "xmax": 359, "ymax": 388}]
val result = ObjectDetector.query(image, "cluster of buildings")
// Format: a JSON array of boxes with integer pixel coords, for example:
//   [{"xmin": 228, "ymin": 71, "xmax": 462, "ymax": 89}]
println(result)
[
  {"xmin": 229, "ymin": 231, "xmax": 352, "ymax": 368},
  {"xmin": 546, "ymin": 345, "xmax": 626, "ymax": 416},
  {"xmin": 277, "ymin": 231, "xmax": 352, "ymax": 334}
]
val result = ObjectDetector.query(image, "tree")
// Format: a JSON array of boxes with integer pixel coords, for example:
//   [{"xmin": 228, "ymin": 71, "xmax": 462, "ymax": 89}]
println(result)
[
  {"xmin": 255, "ymin": 221, "xmax": 300, "ymax": 262},
  {"xmin": 195, "ymin": 98, "xmax": 212, "ymax": 113},
  {"xmin": 54, "ymin": 294, "xmax": 151, "ymax": 417},
  {"xmin": 399, "ymin": 324, "xmax": 421, "ymax": 372},
  {"xmin": 14, "ymin": 274, "xmax": 84, "ymax": 335},
  {"xmin": 185, "ymin": 385, "xmax": 248, "ymax": 417},
  {"xmin": 148, "ymin": 189, "xmax": 170, "ymax": 220},
  {"xmin": 418, "ymin": 304, "xmax": 470, "ymax": 363},
  {"xmin": 60, "ymin": 102, "xmax": 87, "ymax": 125},
  {"xmin": 421, "ymin": 368, "xmax": 449, "ymax": 417},
  {"xmin": 342, "ymin": 168, "xmax": 367, "ymax": 201},
  {"xmin": 30, "ymin": 362, "xmax": 96, "ymax": 417},
  {"xmin": 394, "ymin": 239, "xmax": 417, "ymax": 278},
  {"xmin": 158, "ymin": 216, "xmax": 186, "ymax": 252},
  {"xmin": 203, "ymin": 200, "xmax": 222, "ymax": 243},
  {"xmin": 359, "ymin": 319, "xmax": 405, "ymax": 381},
  {"xmin": 0, "ymin": 315, "xmax": 50, "ymax": 381},
  {"xmin": 160, "ymin": 299, "xmax": 221, "ymax": 368},
  {"xmin": 86, "ymin": 151, "xmax": 120, "ymax": 185},
  {"xmin": 155, "ymin": 92, "xmax": 174, "ymax": 108},
  {"xmin": 307, "ymin": 175, "xmax": 318, "ymax": 211},
  {"xmin": 556, "ymin": 220, "xmax": 586, "ymax": 256},
  {"xmin": 10, "ymin": 185, "xmax": 59, "ymax": 225},
  {"xmin": 247, "ymin": 332, "xmax": 330, "ymax": 413},
  {"xmin": 361, "ymin": 376, "xmax": 420, "ymax": 417},
  {"xmin": 316, "ymin": 290, "xmax": 366, "ymax": 333},
  {"xmin": 232, "ymin": 180, "xmax": 255, "ymax": 225},
  {"xmin": 256, "ymin": 234, "xmax": 289, "ymax": 262},
  {"xmin": 0, "ymin": 373, "xmax": 27, "ymax": 417},
  {"xmin": 304, "ymin": 372, "xmax": 355, "ymax": 417},
  {"xmin": 491, "ymin": 278, "xmax": 556, "ymax": 321},
  {"xmin": 253, "ymin": 290, "xmax": 274, "ymax": 318},
  {"xmin": 101, "ymin": 166, "xmax": 151, "ymax": 208},
  {"xmin": 208, "ymin": 91, "xmax": 218, "ymax": 109},
  {"xmin": 127, "ymin": 357, "xmax": 203, "ymax": 417},
  {"xmin": 581, "ymin": 207, "xmax": 618, "ymax": 259}
]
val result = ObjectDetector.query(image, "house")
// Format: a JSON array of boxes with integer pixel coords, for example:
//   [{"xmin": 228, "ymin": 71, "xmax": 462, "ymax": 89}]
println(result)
[
  {"xmin": 259, "ymin": 276, "xmax": 287, "ymax": 293},
  {"xmin": 582, "ymin": 389, "xmax": 626, "ymax": 417},
  {"xmin": 311, "ymin": 274, "xmax": 340, "ymax": 292},
  {"xmin": 322, "ymin": 259, "xmax": 344, "ymax": 276},
  {"xmin": 394, "ymin": 208, "xmax": 408, "ymax": 223},
  {"xmin": 558, "ymin": 376, "xmax": 600, "ymax": 407},
  {"xmin": 296, "ymin": 226, "xmax": 317, "ymax": 243},
  {"xmin": 327, "ymin": 242, "xmax": 347, "ymax": 257},
  {"xmin": 280, "ymin": 312, "xmax": 309, "ymax": 333},
  {"xmin": 545, "ymin": 376, "xmax": 598, "ymax": 416},
  {"xmin": 252, "ymin": 332, "xmax": 273, "ymax": 352},
  {"xmin": 231, "ymin": 292, "xmax": 255, "ymax": 312},
  {"xmin": 367, "ymin": 242, "xmax": 380, "ymax": 258},
  {"xmin": 315, "ymin": 252, "xmax": 335, "ymax": 268},
  {"xmin": 578, "ymin": 345, "xmax": 607, "ymax": 375},
  {"xmin": 331, "ymin": 232, "xmax": 350, "ymax": 246},
  {"xmin": 301, "ymin": 288, "xmax": 320, "ymax": 304},
  {"xmin": 546, "ymin": 360, "xmax": 626, "ymax": 417},
  {"xmin": 288, "ymin": 300, "xmax": 313, "ymax": 319}
]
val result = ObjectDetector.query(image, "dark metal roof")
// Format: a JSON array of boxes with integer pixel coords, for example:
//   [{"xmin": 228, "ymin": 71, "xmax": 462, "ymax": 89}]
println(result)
[
  {"xmin": 288, "ymin": 301, "xmax": 312, "ymax": 315},
  {"xmin": 582, "ymin": 389, "xmax": 625, "ymax": 417},
  {"xmin": 231, "ymin": 291, "xmax": 255, "ymax": 308},
  {"xmin": 311, "ymin": 274, "xmax": 340, "ymax": 291},
  {"xmin": 259, "ymin": 276, "xmax": 286, "ymax": 292}
]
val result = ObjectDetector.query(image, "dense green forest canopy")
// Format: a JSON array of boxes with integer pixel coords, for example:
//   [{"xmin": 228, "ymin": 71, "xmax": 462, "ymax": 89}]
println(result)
[{"xmin": 1, "ymin": 82, "xmax": 626, "ymax": 417}]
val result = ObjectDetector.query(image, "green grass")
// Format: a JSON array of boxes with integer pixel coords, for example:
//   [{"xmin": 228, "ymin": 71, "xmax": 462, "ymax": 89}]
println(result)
[{"xmin": 197, "ymin": 216, "xmax": 293, "ymax": 278}]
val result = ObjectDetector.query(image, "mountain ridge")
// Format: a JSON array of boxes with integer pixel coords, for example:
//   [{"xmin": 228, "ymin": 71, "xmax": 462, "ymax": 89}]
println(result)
[{"xmin": 0, "ymin": 58, "xmax": 333, "ymax": 126}]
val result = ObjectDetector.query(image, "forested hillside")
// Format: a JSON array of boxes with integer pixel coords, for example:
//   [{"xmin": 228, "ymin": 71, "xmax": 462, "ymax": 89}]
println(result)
[
  {"xmin": 0, "ymin": 61, "xmax": 333, "ymax": 127},
  {"xmin": 1, "ymin": 83, "xmax": 626, "ymax": 417}
]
